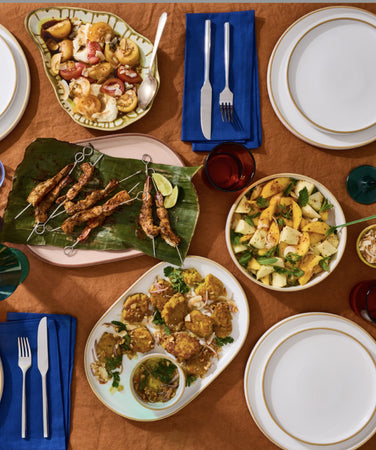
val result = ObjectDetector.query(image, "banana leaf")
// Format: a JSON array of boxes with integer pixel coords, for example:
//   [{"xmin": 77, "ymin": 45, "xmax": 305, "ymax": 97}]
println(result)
[{"xmin": 1, "ymin": 138, "xmax": 201, "ymax": 266}]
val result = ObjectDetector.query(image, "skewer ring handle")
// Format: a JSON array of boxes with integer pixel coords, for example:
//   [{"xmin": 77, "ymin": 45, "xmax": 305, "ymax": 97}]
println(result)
[{"xmin": 35, "ymin": 223, "xmax": 47, "ymax": 235}]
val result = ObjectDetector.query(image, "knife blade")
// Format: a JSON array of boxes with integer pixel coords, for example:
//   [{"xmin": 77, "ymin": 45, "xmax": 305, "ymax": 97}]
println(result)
[
  {"xmin": 200, "ymin": 19, "xmax": 212, "ymax": 140},
  {"xmin": 37, "ymin": 316, "xmax": 49, "ymax": 438}
]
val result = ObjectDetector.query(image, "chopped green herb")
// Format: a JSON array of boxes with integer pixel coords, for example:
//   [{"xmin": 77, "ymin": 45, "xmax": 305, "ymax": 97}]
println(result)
[
  {"xmin": 105, "ymin": 355, "xmax": 122, "ymax": 372},
  {"xmin": 151, "ymin": 359, "xmax": 177, "ymax": 384},
  {"xmin": 216, "ymin": 336, "xmax": 234, "ymax": 346},
  {"xmin": 111, "ymin": 320, "xmax": 127, "ymax": 332},
  {"xmin": 256, "ymin": 196, "xmax": 269, "ymax": 208},
  {"xmin": 298, "ymin": 187, "xmax": 309, "ymax": 207},
  {"xmin": 164, "ymin": 266, "xmax": 190, "ymax": 294},
  {"xmin": 244, "ymin": 212, "xmax": 260, "ymax": 227},
  {"xmin": 273, "ymin": 266, "xmax": 304, "ymax": 278},
  {"xmin": 319, "ymin": 198, "xmax": 334, "ymax": 213},
  {"xmin": 120, "ymin": 334, "xmax": 131, "ymax": 352},
  {"xmin": 319, "ymin": 256, "xmax": 331, "ymax": 271},
  {"xmin": 111, "ymin": 371, "xmax": 120, "ymax": 388},
  {"xmin": 139, "ymin": 369, "xmax": 149, "ymax": 391},
  {"xmin": 257, "ymin": 256, "xmax": 278, "ymax": 265},
  {"xmin": 277, "ymin": 218, "xmax": 285, "ymax": 227},
  {"xmin": 285, "ymin": 253, "xmax": 302, "ymax": 266},
  {"xmin": 231, "ymin": 230, "xmax": 241, "ymax": 245},
  {"xmin": 325, "ymin": 226, "xmax": 336, "ymax": 238},
  {"xmin": 238, "ymin": 252, "xmax": 253, "ymax": 266},
  {"xmin": 153, "ymin": 310, "xmax": 171, "ymax": 335},
  {"xmin": 278, "ymin": 204, "xmax": 292, "ymax": 219},
  {"xmin": 186, "ymin": 375, "xmax": 197, "ymax": 387},
  {"xmin": 283, "ymin": 179, "xmax": 298, "ymax": 196}
]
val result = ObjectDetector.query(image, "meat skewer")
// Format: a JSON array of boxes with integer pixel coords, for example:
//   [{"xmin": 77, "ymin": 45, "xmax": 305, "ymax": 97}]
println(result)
[
  {"xmin": 62, "ymin": 184, "xmax": 142, "ymax": 256},
  {"xmin": 35, "ymin": 175, "xmax": 73, "ymax": 224},
  {"xmin": 15, "ymin": 144, "xmax": 94, "ymax": 219}
]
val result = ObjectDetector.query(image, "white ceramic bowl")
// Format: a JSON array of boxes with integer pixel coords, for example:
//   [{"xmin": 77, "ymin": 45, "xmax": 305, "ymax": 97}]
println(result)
[
  {"xmin": 130, "ymin": 353, "xmax": 185, "ymax": 410},
  {"xmin": 225, "ymin": 173, "xmax": 347, "ymax": 292}
]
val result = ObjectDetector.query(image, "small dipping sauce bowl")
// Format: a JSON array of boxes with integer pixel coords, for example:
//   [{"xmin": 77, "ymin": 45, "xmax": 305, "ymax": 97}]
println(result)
[
  {"xmin": 130, "ymin": 353, "xmax": 185, "ymax": 410},
  {"xmin": 204, "ymin": 142, "xmax": 256, "ymax": 192},
  {"xmin": 357, "ymin": 224, "xmax": 376, "ymax": 268}
]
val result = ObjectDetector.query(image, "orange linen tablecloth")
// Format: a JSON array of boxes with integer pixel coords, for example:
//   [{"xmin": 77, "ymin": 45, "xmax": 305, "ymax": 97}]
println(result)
[{"xmin": 1, "ymin": 3, "xmax": 376, "ymax": 449}]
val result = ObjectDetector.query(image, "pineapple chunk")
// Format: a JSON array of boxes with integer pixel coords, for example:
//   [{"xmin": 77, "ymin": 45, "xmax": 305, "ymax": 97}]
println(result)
[
  {"xmin": 302, "ymin": 204, "xmax": 321, "ymax": 219},
  {"xmin": 260, "ymin": 274, "xmax": 270, "ymax": 285},
  {"xmin": 256, "ymin": 265, "xmax": 275, "ymax": 280},
  {"xmin": 272, "ymin": 272, "xmax": 287, "ymax": 288},
  {"xmin": 326, "ymin": 233, "xmax": 339, "ymax": 248},
  {"xmin": 294, "ymin": 180, "xmax": 315, "ymax": 196},
  {"xmin": 247, "ymin": 258, "xmax": 261, "ymax": 271},
  {"xmin": 315, "ymin": 240, "xmax": 338, "ymax": 258},
  {"xmin": 280, "ymin": 225, "xmax": 301, "ymax": 245},
  {"xmin": 233, "ymin": 243, "xmax": 248, "ymax": 254},
  {"xmin": 249, "ymin": 229, "xmax": 267, "ymax": 249},
  {"xmin": 308, "ymin": 191, "xmax": 324, "ymax": 211},
  {"xmin": 235, "ymin": 219, "xmax": 255, "ymax": 235},
  {"xmin": 235, "ymin": 196, "xmax": 252, "ymax": 214}
]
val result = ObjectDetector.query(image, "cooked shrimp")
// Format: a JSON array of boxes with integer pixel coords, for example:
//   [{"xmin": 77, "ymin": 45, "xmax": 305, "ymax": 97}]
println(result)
[
  {"xmin": 155, "ymin": 191, "xmax": 181, "ymax": 247},
  {"xmin": 139, "ymin": 176, "xmax": 159, "ymax": 239}
]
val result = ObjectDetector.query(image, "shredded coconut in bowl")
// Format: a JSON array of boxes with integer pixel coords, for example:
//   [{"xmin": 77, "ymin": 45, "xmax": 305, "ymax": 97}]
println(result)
[{"xmin": 359, "ymin": 227, "xmax": 376, "ymax": 265}]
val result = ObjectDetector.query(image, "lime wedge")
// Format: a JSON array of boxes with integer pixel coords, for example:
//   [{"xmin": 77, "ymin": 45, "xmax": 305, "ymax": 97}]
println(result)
[
  {"xmin": 152, "ymin": 173, "xmax": 173, "ymax": 196},
  {"xmin": 164, "ymin": 185, "xmax": 179, "ymax": 209}
]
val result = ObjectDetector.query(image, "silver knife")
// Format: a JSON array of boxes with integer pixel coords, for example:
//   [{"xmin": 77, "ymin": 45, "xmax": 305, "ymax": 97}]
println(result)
[
  {"xmin": 200, "ymin": 19, "xmax": 212, "ymax": 140},
  {"xmin": 37, "ymin": 316, "xmax": 49, "ymax": 438}
]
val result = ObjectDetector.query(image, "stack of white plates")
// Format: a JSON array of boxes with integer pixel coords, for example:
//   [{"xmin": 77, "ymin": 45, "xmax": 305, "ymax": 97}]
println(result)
[
  {"xmin": 268, "ymin": 6, "xmax": 376, "ymax": 149},
  {"xmin": 244, "ymin": 313, "xmax": 376, "ymax": 449},
  {"xmin": 0, "ymin": 25, "xmax": 30, "ymax": 141}
]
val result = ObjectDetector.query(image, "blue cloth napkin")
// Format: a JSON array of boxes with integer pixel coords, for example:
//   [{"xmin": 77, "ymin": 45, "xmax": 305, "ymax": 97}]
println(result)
[
  {"xmin": 182, "ymin": 10, "xmax": 261, "ymax": 151},
  {"xmin": 0, "ymin": 313, "xmax": 76, "ymax": 450}
]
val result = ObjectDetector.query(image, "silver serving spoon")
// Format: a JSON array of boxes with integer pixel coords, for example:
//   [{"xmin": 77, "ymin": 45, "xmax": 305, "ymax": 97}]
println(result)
[{"xmin": 138, "ymin": 12, "xmax": 168, "ymax": 110}]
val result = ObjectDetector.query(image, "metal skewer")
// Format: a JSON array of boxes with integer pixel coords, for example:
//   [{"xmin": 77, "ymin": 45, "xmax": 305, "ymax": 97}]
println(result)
[{"xmin": 15, "ymin": 145, "xmax": 95, "ymax": 220}]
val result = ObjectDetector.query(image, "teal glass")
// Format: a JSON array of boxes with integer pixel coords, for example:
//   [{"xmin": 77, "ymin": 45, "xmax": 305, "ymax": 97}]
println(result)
[
  {"xmin": 0, "ymin": 244, "xmax": 29, "ymax": 301},
  {"xmin": 346, "ymin": 165, "xmax": 376, "ymax": 205}
]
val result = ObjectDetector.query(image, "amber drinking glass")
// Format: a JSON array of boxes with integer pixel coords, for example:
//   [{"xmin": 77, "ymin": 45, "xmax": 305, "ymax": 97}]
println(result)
[
  {"xmin": 204, "ymin": 142, "xmax": 256, "ymax": 192},
  {"xmin": 350, "ymin": 280, "xmax": 376, "ymax": 324}
]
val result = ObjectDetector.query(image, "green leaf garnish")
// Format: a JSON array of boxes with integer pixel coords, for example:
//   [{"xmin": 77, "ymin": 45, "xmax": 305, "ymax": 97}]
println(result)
[
  {"xmin": 256, "ymin": 196, "xmax": 269, "ymax": 208},
  {"xmin": 151, "ymin": 359, "xmax": 177, "ymax": 384},
  {"xmin": 257, "ymin": 257, "xmax": 278, "ymax": 265},
  {"xmin": 319, "ymin": 198, "xmax": 333, "ymax": 213},
  {"xmin": 111, "ymin": 320, "xmax": 127, "ymax": 332},
  {"xmin": 283, "ymin": 179, "xmax": 298, "ymax": 196},
  {"xmin": 298, "ymin": 187, "xmax": 309, "ymax": 207},
  {"xmin": 186, "ymin": 375, "xmax": 197, "ymax": 387},
  {"xmin": 216, "ymin": 336, "xmax": 234, "ymax": 346},
  {"xmin": 164, "ymin": 266, "xmax": 189, "ymax": 293},
  {"xmin": 319, "ymin": 257, "xmax": 331, "ymax": 271},
  {"xmin": 238, "ymin": 252, "xmax": 253, "ymax": 266}
]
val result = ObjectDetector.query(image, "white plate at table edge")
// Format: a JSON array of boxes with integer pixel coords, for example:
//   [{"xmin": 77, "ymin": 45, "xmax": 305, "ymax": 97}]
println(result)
[
  {"xmin": 0, "ymin": 355, "xmax": 3, "ymax": 402},
  {"xmin": 0, "ymin": 34, "xmax": 17, "ymax": 118},
  {"xmin": 84, "ymin": 255, "xmax": 250, "ymax": 421},
  {"xmin": 261, "ymin": 327, "xmax": 376, "ymax": 445},
  {"xmin": 27, "ymin": 133, "xmax": 184, "ymax": 267},
  {"xmin": 286, "ymin": 17, "xmax": 376, "ymax": 134},
  {"xmin": 267, "ymin": 6, "xmax": 376, "ymax": 150},
  {"xmin": 0, "ymin": 24, "xmax": 30, "ymax": 141},
  {"xmin": 244, "ymin": 312, "xmax": 376, "ymax": 450}
]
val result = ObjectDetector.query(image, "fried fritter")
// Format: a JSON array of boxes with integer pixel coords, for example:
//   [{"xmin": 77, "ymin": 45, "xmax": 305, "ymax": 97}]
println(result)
[
  {"xmin": 95, "ymin": 332, "xmax": 121, "ymax": 361},
  {"xmin": 162, "ymin": 332, "xmax": 201, "ymax": 360},
  {"xmin": 211, "ymin": 302, "xmax": 233, "ymax": 338},
  {"xmin": 161, "ymin": 293, "xmax": 189, "ymax": 330},
  {"xmin": 182, "ymin": 268, "xmax": 203, "ymax": 286},
  {"xmin": 149, "ymin": 278, "xmax": 174, "ymax": 311},
  {"xmin": 185, "ymin": 347, "xmax": 213, "ymax": 378},
  {"xmin": 194, "ymin": 274, "xmax": 226, "ymax": 300},
  {"xmin": 129, "ymin": 326, "xmax": 155, "ymax": 353},
  {"xmin": 185, "ymin": 310, "xmax": 214, "ymax": 338},
  {"xmin": 122, "ymin": 293, "xmax": 149, "ymax": 323}
]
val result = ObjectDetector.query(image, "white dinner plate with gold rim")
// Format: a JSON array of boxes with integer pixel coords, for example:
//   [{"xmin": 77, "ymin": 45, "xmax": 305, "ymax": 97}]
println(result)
[
  {"xmin": 27, "ymin": 133, "xmax": 184, "ymax": 267},
  {"xmin": 0, "ymin": 25, "xmax": 30, "ymax": 141},
  {"xmin": 267, "ymin": 6, "xmax": 376, "ymax": 149},
  {"xmin": 262, "ymin": 327, "xmax": 376, "ymax": 446},
  {"xmin": 244, "ymin": 313, "xmax": 376, "ymax": 450},
  {"xmin": 84, "ymin": 255, "xmax": 250, "ymax": 421},
  {"xmin": 287, "ymin": 18, "xmax": 376, "ymax": 134},
  {"xmin": 0, "ymin": 34, "xmax": 17, "ymax": 118}
]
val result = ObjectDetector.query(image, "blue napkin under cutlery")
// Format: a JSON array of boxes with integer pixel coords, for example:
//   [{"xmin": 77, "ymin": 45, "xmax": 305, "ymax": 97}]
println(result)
[
  {"xmin": 182, "ymin": 10, "xmax": 261, "ymax": 151},
  {"xmin": 0, "ymin": 313, "xmax": 76, "ymax": 450}
]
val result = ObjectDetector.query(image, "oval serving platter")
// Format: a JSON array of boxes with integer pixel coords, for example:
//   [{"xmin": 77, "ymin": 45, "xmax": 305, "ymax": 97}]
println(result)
[
  {"xmin": 25, "ymin": 7, "xmax": 158, "ymax": 131},
  {"xmin": 84, "ymin": 255, "xmax": 250, "ymax": 421}
]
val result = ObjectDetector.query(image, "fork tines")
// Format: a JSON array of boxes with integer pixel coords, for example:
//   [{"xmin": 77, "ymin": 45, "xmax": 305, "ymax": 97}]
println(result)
[{"xmin": 219, "ymin": 22, "xmax": 233, "ymax": 123}]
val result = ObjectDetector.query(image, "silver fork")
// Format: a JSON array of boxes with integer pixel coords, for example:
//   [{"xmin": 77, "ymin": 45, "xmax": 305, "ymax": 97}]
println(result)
[
  {"xmin": 18, "ymin": 337, "xmax": 32, "ymax": 439},
  {"xmin": 219, "ymin": 22, "xmax": 233, "ymax": 122}
]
